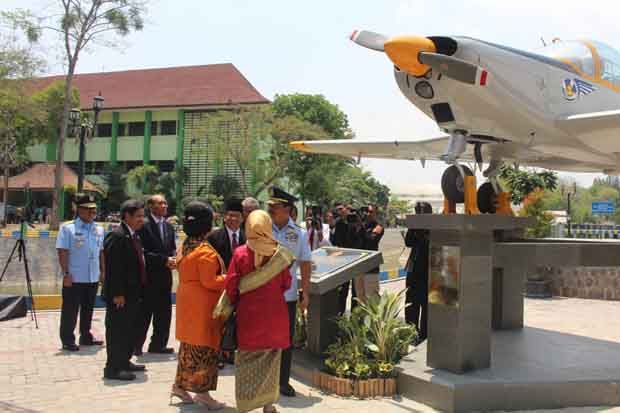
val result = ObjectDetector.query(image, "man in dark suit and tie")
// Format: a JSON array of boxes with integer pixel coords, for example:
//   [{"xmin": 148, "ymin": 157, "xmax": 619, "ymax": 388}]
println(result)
[
  {"xmin": 134, "ymin": 194, "xmax": 177, "ymax": 355},
  {"xmin": 207, "ymin": 198, "xmax": 246, "ymax": 270},
  {"xmin": 103, "ymin": 199, "xmax": 147, "ymax": 381}
]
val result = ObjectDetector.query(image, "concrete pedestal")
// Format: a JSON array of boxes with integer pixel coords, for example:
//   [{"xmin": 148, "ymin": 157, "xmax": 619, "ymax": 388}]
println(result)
[{"xmin": 407, "ymin": 215, "xmax": 532, "ymax": 374}]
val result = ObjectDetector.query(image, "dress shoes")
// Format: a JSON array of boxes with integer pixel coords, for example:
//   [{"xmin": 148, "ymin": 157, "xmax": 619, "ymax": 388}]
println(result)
[
  {"xmin": 79, "ymin": 339, "xmax": 104, "ymax": 346},
  {"xmin": 280, "ymin": 383, "xmax": 296, "ymax": 397},
  {"xmin": 148, "ymin": 347, "xmax": 174, "ymax": 354},
  {"xmin": 125, "ymin": 362, "xmax": 146, "ymax": 372},
  {"xmin": 103, "ymin": 370, "xmax": 136, "ymax": 381},
  {"xmin": 62, "ymin": 343, "xmax": 80, "ymax": 352}
]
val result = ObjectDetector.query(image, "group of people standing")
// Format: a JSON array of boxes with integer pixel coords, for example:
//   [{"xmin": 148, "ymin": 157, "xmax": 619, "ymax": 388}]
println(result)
[{"xmin": 56, "ymin": 187, "xmax": 313, "ymax": 413}]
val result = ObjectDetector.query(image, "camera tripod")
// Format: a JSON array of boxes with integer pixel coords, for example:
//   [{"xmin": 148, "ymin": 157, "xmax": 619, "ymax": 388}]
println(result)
[{"xmin": 0, "ymin": 219, "xmax": 38, "ymax": 328}]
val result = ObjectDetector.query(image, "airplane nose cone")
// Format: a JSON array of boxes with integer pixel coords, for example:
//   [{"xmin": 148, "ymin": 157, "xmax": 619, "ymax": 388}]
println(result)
[{"xmin": 384, "ymin": 36, "xmax": 436, "ymax": 76}]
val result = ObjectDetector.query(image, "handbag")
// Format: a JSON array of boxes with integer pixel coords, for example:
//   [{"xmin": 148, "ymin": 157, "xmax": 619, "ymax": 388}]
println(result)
[{"xmin": 220, "ymin": 292, "xmax": 238, "ymax": 352}]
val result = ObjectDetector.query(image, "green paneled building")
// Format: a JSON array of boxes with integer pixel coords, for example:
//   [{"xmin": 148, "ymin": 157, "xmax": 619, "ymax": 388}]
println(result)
[{"xmin": 28, "ymin": 64, "xmax": 270, "ymax": 200}]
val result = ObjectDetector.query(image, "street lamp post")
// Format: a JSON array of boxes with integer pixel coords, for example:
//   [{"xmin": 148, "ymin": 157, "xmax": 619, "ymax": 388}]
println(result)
[
  {"xmin": 70, "ymin": 93, "xmax": 104, "ymax": 193},
  {"xmin": 561, "ymin": 182, "xmax": 577, "ymax": 238}
]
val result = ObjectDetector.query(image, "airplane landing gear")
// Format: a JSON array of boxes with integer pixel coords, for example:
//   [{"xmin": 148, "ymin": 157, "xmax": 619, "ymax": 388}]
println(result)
[
  {"xmin": 441, "ymin": 164, "xmax": 473, "ymax": 203},
  {"xmin": 477, "ymin": 182, "xmax": 497, "ymax": 214}
]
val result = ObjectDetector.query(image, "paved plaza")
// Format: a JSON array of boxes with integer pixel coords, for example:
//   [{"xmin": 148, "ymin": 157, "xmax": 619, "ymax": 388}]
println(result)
[{"xmin": 3, "ymin": 287, "xmax": 620, "ymax": 412}]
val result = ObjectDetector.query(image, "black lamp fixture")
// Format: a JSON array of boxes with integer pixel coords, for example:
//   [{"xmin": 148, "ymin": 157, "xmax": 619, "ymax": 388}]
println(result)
[{"xmin": 75, "ymin": 93, "xmax": 105, "ymax": 193}]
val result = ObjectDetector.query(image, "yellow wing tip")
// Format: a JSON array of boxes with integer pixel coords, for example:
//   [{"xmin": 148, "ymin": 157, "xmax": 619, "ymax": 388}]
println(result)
[{"xmin": 290, "ymin": 141, "xmax": 310, "ymax": 152}]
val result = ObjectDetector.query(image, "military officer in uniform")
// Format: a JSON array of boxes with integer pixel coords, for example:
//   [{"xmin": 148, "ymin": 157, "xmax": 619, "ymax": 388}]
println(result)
[
  {"xmin": 56, "ymin": 193, "xmax": 105, "ymax": 351},
  {"xmin": 267, "ymin": 186, "xmax": 312, "ymax": 398}
]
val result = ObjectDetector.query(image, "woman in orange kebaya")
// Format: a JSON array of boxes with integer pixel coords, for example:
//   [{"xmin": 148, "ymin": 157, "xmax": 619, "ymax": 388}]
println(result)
[{"xmin": 171, "ymin": 201, "xmax": 226, "ymax": 410}]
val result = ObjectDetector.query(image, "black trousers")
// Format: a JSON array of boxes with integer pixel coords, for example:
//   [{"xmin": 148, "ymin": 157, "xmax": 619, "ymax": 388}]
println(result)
[
  {"xmin": 105, "ymin": 300, "xmax": 139, "ymax": 373},
  {"xmin": 337, "ymin": 280, "xmax": 358, "ymax": 315},
  {"xmin": 59, "ymin": 282, "xmax": 99, "ymax": 345},
  {"xmin": 405, "ymin": 287, "xmax": 428, "ymax": 343},
  {"xmin": 134, "ymin": 285, "xmax": 172, "ymax": 351},
  {"xmin": 280, "ymin": 301, "xmax": 297, "ymax": 387}
]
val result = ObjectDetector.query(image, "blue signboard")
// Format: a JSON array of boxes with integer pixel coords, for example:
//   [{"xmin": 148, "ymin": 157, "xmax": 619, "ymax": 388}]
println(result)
[{"xmin": 592, "ymin": 201, "xmax": 614, "ymax": 215}]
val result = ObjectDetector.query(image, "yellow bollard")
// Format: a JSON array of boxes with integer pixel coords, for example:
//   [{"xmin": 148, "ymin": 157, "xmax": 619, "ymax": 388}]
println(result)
[
  {"xmin": 495, "ymin": 192, "xmax": 515, "ymax": 216},
  {"xmin": 464, "ymin": 175, "xmax": 480, "ymax": 215},
  {"xmin": 443, "ymin": 197, "xmax": 456, "ymax": 214}
]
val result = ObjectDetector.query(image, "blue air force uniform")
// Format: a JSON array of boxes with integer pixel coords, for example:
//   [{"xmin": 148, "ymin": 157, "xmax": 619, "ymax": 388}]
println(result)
[
  {"xmin": 56, "ymin": 194, "xmax": 104, "ymax": 348},
  {"xmin": 268, "ymin": 186, "xmax": 312, "ymax": 396}
]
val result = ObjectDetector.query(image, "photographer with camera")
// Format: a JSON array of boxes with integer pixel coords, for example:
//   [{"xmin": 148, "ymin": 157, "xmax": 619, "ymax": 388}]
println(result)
[
  {"xmin": 355, "ymin": 204, "xmax": 385, "ymax": 303},
  {"xmin": 404, "ymin": 201, "xmax": 432, "ymax": 345},
  {"xmin": 304, "ymin": 206, "xmax": 331, "ymax": 250},
  {"xmin": 335, "ymin": 205, "xmax": 366, "ymax": 314}
]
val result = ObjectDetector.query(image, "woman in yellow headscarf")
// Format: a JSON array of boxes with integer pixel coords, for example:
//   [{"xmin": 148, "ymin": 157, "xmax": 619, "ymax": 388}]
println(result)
[{"xmin": 224, "ymin": 210, "xmax": 294, "ymax": 413}]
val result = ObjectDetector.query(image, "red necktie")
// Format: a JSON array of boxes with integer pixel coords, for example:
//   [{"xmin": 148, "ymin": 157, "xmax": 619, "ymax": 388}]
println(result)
[
  {"xmin": 132, "ymin": 234, "xmax": 147, "ymax": 286},
  {"xmin": 232, "ymin": 232, "xmax": 239, "ymax": 251}
]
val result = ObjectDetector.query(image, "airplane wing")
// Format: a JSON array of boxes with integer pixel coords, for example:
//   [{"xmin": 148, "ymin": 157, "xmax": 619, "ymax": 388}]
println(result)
[
  {"xmin": 289, "ymin": 136, "xmax": 468, "ymax": 161},
  {"xmin": 289, "ymin": 137, "xmax": 612, "ymax": 173},
  {"xmin": 556, "ymin": 109, "xmax": 620, "ymax": 134}
]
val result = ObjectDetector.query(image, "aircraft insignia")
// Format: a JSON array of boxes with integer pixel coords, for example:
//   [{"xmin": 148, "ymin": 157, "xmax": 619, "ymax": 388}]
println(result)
[{"xmin": 562, "ymin": 78, "xmax": 596, "ymax": 101}]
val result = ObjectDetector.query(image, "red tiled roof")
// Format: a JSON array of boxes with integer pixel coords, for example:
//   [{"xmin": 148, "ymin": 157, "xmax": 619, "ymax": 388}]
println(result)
[
  {"xmin": 3, "ymin": 163, "xmax": 102, "ymax": 193},
  {"xmin": 32, "ymin": 64, "xmax": 270, "ymax": 110}
]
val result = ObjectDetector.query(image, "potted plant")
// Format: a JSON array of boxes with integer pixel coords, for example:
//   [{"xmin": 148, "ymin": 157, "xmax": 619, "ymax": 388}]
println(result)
[{"xmin": 313, "ymin": 289, "xmax": 416, "ymax": 398}]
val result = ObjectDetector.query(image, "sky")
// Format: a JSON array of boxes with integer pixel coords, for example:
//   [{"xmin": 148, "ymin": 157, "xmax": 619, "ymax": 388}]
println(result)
[{"xmin": 3, "ymin": 0, "xmax": 620, "ymax": 196}]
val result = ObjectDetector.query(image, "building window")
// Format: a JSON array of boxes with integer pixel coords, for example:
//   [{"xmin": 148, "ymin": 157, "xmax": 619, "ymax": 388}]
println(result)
[
  {"xmin": 150, "ymin": 121, "xmax": 158, "ymax": 136},
  {"xmin": 96, "ymin": 123, "xmax": 112, "ymax": 137},
  {"xmin": 128, "ymin": 122, "xmax": 145, "ymax": 136},
  {"xmin": 118, "ymin": 123, "xmax": 126, "ymax": 137},
  {"xmin": 160, "ymin": 120, "xmax": 177, "ymax": 135},
  {"xmin": 156, "ymin": 160, "xmax": 176, "ymax": 172}
]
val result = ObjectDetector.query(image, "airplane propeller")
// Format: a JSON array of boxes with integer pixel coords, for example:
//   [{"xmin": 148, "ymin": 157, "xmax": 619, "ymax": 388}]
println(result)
[
  {"xmin": 350, "ymin": 30, "xmax": 487, "ymax": 86},
  {"xmin": 350, "ymin": 30, "xmax": 387, "ymax": 52}
]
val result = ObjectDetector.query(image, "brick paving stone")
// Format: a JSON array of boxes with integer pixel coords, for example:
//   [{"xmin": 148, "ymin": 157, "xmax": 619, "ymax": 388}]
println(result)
[{"xmin": 3, "ymin": 301, "xmax": 620, "ymax": 412}]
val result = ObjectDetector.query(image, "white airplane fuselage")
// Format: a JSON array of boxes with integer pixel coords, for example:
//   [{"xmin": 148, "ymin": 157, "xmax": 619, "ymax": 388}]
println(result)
[{"xmin": 394, "ymin": 37, "xmax": 620, "ymax": 173}]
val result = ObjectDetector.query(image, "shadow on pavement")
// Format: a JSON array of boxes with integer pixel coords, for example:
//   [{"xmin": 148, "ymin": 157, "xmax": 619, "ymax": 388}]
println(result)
[
  {"xmin": 137, "ymin": 353, "xmax": 177, "ymax": 363},
  {"xmin": 277, "ymin": 393, "xmax": 322, "ymax": 409},
  {"xmin": 0, "ymin": 401, "xmax": 44, "ymax": 413},
  {"xmin": 103, "ymin": 371, "xmax": 149, "ymax": 387}
]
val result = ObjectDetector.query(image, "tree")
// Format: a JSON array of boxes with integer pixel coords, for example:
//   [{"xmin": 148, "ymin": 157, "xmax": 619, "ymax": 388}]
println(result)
[
  {"xmin": 0, "ymin": 31, "xmax": 46, "ymax": 226},
  {"xmin": 272, "ymin": 93, "xmax": 353, "ymax": 139},
  {"xmin": 100, "ymin": 163, "xmax": 126, "ymax": 214},
  {"xmin": 208, "ymin": 175, "xmax": 241, "ymax": 200},
  {"xmin": 5, "ymin": 0, "xmax": 148, "ymax": 229},
  {"xmin": 519, "ymin": 189, "xmax": 554, "ymax": 238},
  {"xmin": 205, "ymin": 106, "xmax": 328, "ymax": 199},
  {"xmin": 499, "ymin": 165, "xmax": 558, "ymax": 204},
  {"xmin": 126, "ymin": 164, "xmax": 159, "ymax": 196},
  {"xmin": 386, "ymin": 196, "xmax": 413, "ymax": 227}
]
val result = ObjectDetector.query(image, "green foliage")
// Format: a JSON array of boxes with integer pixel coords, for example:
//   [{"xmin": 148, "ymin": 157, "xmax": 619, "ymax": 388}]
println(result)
[
  {"xmin": 272, "ymin": 93, "xmax": 352, "ymax": 139},
  {"xmin": 208, "ymin": 175, "xmax": 241, "ymax": 201},
  {"xmin": 32, "ymin": 80, "xmax": 80, "ymax": 145},
  {"xmin": 386, "ymin": 196, "xmax": 413, "ymax": 227},
  {"xmin": 519, "ymin": 189, "xmax": 554, "ymax": 238},
  {"xmin": 500, "ymin": 165, "xmax": 558, "ymax": 204},
  {"xmin": 324, "ymin": 289, "xmax": 416, "ymax": 380},
  {"xmin": 126, "ymin": 164, "xmax": 159, "ymax": 196},
  {"xmin": 100, "ymin": 164, "xmax": 126, "ymax": 213}
]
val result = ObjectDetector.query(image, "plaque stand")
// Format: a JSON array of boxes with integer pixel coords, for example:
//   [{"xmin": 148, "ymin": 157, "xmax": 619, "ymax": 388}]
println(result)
[{"xmin": 407, "ymin": 215, "xmax": 531, "ymax": 374}]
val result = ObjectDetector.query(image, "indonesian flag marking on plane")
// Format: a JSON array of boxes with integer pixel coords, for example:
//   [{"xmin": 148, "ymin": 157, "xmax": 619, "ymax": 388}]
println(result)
[{"xmin": 477, "ymin": 69, "xmax": 489, "ymax": 86}]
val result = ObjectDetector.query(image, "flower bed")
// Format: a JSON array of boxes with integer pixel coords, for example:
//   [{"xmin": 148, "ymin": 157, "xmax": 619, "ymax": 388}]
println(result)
[{"xmin": 311, "ymin": 289, "xmax": 415, "ymax": 399}]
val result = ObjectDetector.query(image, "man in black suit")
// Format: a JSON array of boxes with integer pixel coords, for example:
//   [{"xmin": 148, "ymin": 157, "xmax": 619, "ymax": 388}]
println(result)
[
  {"xmin": 103, "ymin": 199, "xmax": 147, "ymax": 381},
  {"xmin": 207, "ymin": 198, "xmax": 246, "ymax": 270},
  {"xmin": 134, "ymin": 194, "xmax": 176, "ymax": 355}
]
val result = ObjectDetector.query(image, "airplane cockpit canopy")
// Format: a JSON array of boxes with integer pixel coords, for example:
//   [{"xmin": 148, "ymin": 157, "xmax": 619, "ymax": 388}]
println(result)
[
  {"xmin": 539, "ymin": 39, "xmax": 620, "ymax": 88},
  {"xmin": 539, "ymin": 40, "xmax": 596, "ymax": 77}
]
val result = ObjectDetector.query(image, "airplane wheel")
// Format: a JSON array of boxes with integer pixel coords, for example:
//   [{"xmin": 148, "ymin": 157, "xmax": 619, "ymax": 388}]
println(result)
[
  {"xmin": 441, "ymin": 165, "xmax": 473, "ymax": 204},
  {"xmin": 477, "ymin": 182, "xmax": 497, "ymax": 214}
]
